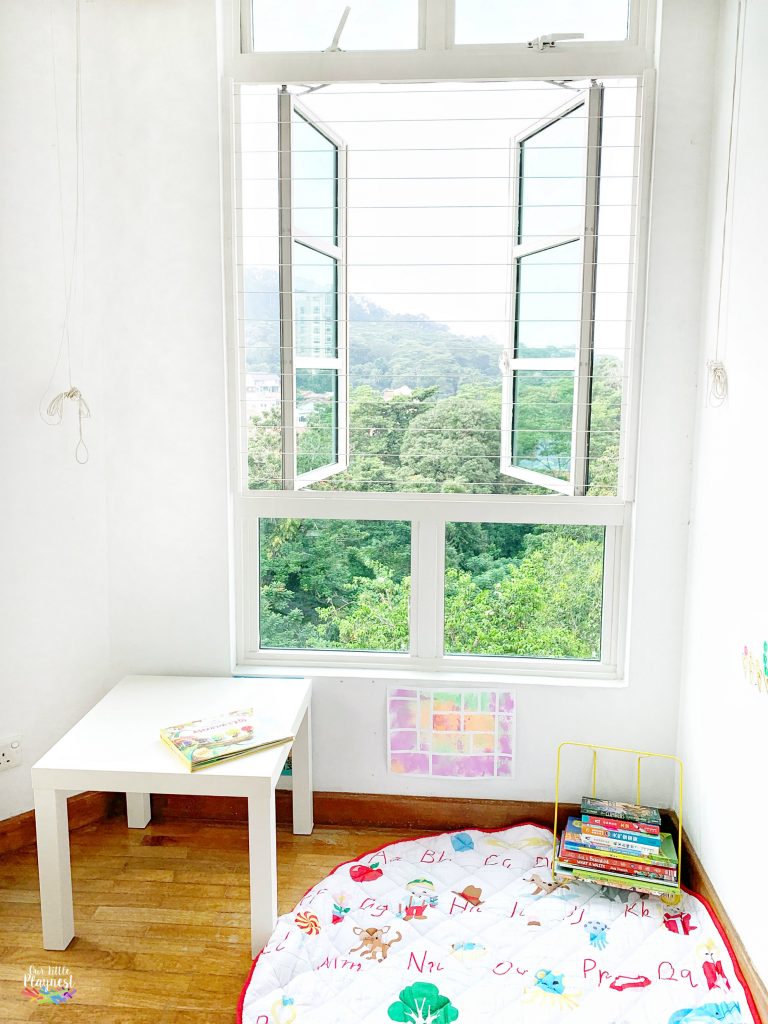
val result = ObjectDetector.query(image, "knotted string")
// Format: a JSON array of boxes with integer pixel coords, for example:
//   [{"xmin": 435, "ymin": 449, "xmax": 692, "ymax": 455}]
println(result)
[{"xmin": 44, "ymin": 387, "xmax": 90, "ymax": 464}]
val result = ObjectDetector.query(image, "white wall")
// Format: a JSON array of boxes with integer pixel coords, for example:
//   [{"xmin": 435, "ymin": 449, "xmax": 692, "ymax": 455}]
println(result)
[
  {"xmin": 0, "ymin": 0, "xmax": 111, "ymax": 819},
  {"xmin": 85, "ymin": 0, "xmax": 233, "ymax": 680},
  {"xmin": 0, "ymin": 0, "xmax": 724, "ymax": 831},
  {"xmin": 0, "ymin": 0, "xmax": 232, "ymax": 820},
  {"xmin": 677, "ymin": 0, "xmax": 768, "ymax": 981}
]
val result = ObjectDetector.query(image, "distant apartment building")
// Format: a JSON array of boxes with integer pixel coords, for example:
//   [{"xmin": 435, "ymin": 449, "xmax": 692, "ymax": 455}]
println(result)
[
  {"xmin": 245, "ymin": 372, "xmax": 280, "ymax": 418},
  {"xmin": 246, "ymin": 292, "xmax": 335, "ymax": 424},
  {"xmin": 295, "ymin": 291, "xmax": 336, "ymax": 358}
]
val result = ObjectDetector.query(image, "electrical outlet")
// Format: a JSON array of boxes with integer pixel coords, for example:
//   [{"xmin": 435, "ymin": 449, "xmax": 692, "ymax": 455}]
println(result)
[{"xmin": 0, "ymin": 736, "xmax": 22, "ymax": 772}]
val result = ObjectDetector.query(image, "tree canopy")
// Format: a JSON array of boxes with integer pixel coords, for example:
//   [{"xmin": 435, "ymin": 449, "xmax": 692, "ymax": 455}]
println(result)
[{"xmin": 248, "ymin": 284, "xmax": 621, "ymax": 658}]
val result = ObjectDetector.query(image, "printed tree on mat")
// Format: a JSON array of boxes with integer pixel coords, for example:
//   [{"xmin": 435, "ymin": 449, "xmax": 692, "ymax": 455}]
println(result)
[{"xmin": 388, "ymin": 983, "xmax": 459, "ymax": 1023}]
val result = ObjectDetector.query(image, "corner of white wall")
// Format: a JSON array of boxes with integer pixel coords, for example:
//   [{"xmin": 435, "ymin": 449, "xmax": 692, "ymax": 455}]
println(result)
[{"xmin": 675, "ymin": 0, "xmax": 768, "ymax": 981}]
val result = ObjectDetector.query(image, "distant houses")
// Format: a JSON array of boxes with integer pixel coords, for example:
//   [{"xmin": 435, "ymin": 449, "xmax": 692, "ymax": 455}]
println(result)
[
  {"xmin": 245, "ymin": 372, "xmax": 280, "ymax": 417},
  {"xmin": 383, "ymin": 385, "xmax": 413, "ymax": 401}
]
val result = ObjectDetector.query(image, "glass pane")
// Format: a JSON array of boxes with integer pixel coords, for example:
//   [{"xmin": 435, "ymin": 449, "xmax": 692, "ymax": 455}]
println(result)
[
  {"xmin": 252, "ymin": 0, "xmax": 418, "ymax": 51},
  {"xmin": 248, "ymin": 387, "xmax": 282, "ymax": 489},
  {"xmin": 586, "ymin": 354, "xmax": 622, "ymax": 495},
  {"xmin": 293, "ymin": 244, "xmax": 337, "ymax": 358},
  {"xmin": 585, "ymin": 83, "xmax": 635, "ymax": 497},
  {"xmin": 445, "ymin": 523, "xmax": 605, "ymax": 659},
  {"xmin": 239, "ymin": 80, "xmax": 637, "ymax": 499},
  {"xmin": 292, "ymin": 113, "xmax": 337, "ymax": 245},
  {"xmin": 456, "ymin": 0, "xmax": 630, "ymax": 45},
  {"xmin": 296, "ymin": 368, "xmax": 338, "ymax": 475},
  {"xmin": 259, "ymin": 518, "xmax": 411, "ymax": 651},
  {"xmin": 516, "ymin": 241, "xmax": 582, "ymax": 357},
  {"xmin": 519, "ymin": 106, "xmax": 588, "ymax": 243},
  {"xmin": 511, "ymin": 369, "xmax": 574, "ymax": 481}
]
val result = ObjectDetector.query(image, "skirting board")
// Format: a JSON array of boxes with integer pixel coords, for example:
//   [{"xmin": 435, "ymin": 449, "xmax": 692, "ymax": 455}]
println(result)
[
  {"xmin": 154, "ymin": 790, "xmax": 581, "ymax": 831},
  {"xmin": 0, "ymin": 790, "xmax": 123, "ymax": 857},
  {"xmin": 1, "ymin": 790, "xmax": 764, "ymax": 1019}
]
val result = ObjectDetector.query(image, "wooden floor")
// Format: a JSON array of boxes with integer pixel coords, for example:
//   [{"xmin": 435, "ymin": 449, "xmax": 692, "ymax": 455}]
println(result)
[{"xmin": 0, "ymin": 817, "xmax": 418, "ymax": 1023}]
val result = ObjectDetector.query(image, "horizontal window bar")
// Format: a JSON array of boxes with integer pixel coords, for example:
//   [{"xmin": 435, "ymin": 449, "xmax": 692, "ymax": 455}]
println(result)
[{"xmin": 237, "ymin": 492, "xmax": 628, "ymax": 525}]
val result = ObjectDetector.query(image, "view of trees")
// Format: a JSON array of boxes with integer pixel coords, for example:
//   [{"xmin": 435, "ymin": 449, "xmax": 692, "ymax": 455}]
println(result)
[{"xmin": 246, "ymin": 273, "xmax": 619, "ymax": 660}]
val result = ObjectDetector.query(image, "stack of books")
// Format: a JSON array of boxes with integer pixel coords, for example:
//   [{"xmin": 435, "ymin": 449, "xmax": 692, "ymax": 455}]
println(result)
[{"xmin": 555, "ymin": 796, "xmax": 679, "ymax": 896}]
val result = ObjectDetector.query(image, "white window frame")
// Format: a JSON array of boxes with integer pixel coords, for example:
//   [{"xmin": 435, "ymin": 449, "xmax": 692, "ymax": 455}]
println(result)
[
  {"xmin": 227, "ymin": 0, "xmax": 657, "ymax": 84},
  {"xmin": 500, "ymin": 83, "xmax": 603, "ymax": 496},
  {"xmin": 277, "ymin": 88, "xmax": 349, "ymax": 489},
  {"xmin": 237, "ymin": 492, "xmax": 629, "ymax": 680},
  {"xmin": 221, "ymin": 0, "xmax": 656, "ymax": 683}
]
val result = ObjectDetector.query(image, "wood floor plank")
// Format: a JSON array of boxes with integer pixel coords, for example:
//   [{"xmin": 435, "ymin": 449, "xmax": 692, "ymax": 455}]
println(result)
[{"xmin": 0, "ymin": 818, "xmax": 424, "ymax": 1020}]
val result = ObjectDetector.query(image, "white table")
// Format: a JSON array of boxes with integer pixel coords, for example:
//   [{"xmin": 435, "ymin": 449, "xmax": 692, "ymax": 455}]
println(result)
[{"xmin": 31, "ymin": 674, "xmax": 312, "ymax": 956}]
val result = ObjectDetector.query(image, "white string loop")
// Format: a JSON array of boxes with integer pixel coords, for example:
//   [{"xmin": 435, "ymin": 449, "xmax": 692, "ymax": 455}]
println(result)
[{"xmin": 44, "ymin": 387, "xmax": 91, "ymax": 463}]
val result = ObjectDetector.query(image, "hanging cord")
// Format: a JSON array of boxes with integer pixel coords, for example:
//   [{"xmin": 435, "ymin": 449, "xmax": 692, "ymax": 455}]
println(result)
[
  {"xmin": 708, "ymin": 0, "xmax": 746, "ymax": 407},
  {"xmin": 706, "ymin": 360, "xmax": 728, "ymax": 407},
  {"xmin": 45, "ymin": 388, "xmax": 91, "ymax": 464},
  {"xmin": 40, "ymin": 0, "xmax": 90, "ymax": 462}
]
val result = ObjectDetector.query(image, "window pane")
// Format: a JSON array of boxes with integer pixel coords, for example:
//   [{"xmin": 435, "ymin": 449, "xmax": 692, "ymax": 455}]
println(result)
[
  {"xmin": 252, "ymin": 0, "xmax": 418, "ymax": 52},
  {"xmin": 238, "ymin": 80, "xmax": 637, "ymax": 498},
  {"xmin": 586, "ymin": 83, "xmax": 636, "ymax": 497},
  {"xmin": 296, "ymin": 368, "xmax": 338, "ymax": 474},
  {"xmin": 456, "ymin": 0, "xmax": 630, "ymax": 45},
  {"xmin": 292, "ymin": 114, "xmax": 337, "ymax": 245},
  {"xmin": 586, "ymin": 354, "xmax": 622, "ymax": 495},
  {"xmin": 511, "ymin": 369, "xmax": 573, "ymax": 480},
  {"xmin": 516, "ymin": 241, "xmax": 582, "ymax": 357},
  {"xmin": 519, "ymin": 107, "xmax": 587, "ymax": 243},
  {"xmin": 259, "ymin": 518, "xmax": 410, "ymax": 651},
  {"xmin": 293, "ymin": 244, "xmax": 337, "ymax": 358},
  {"xmin": 445, "ymin": 523, "xmax": 605, "ymax": 659}
]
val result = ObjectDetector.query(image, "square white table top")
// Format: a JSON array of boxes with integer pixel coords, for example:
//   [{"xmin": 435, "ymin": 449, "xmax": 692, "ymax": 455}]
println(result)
[{"xmin": 31, "ymin": 674, "xmax": 311, "ymax": 797}]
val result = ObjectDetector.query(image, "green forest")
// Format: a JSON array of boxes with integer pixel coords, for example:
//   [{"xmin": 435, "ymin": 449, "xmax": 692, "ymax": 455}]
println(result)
[{"xmin": 245, "ymin": 272, "xmax": 620, "ymax": 660}]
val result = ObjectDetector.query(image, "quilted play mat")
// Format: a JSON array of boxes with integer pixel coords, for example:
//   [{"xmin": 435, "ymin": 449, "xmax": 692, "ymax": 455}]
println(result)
[{"xmin": 238, "ymin": 823, "xmax": 760, "ymax": 1024}]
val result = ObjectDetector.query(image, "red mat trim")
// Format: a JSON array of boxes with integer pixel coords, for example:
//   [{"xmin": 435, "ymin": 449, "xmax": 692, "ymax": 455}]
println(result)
[{"xmin": 235, "ymin": 822, "xmax": 761, "ymax": 1024}]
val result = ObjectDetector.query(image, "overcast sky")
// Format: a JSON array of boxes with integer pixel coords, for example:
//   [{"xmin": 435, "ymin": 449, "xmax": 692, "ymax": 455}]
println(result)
[{"xmin": 239, "ymin": 79, "xmax": 636, "ymax": 355}]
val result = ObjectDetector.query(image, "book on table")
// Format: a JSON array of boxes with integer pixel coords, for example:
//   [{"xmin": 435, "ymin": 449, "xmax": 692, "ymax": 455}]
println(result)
[{"xmin": 159, "ymin": 708, "xmax": 293, "ymax": 771}]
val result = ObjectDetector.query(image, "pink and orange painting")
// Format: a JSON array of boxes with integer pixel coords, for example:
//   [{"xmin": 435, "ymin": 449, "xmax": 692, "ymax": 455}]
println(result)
[{"xmin": 387, "ymin": 686, "xmax": 516, "ymax": 778}]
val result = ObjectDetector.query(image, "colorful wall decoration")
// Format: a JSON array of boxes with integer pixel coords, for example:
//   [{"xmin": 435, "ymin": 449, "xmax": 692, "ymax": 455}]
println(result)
[
  {"xmin": 741, "ymin": 640, "xmax": 768, "ymax": 697},
  {"xmin": 387, "ymin": 686, "xmax": 516, "ymax": 778}
]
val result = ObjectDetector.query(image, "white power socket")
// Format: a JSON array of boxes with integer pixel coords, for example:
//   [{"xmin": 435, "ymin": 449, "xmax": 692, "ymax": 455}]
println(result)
[{"xmin": 0, "ymin": 736, "xmax": 22, "ymax": 772}]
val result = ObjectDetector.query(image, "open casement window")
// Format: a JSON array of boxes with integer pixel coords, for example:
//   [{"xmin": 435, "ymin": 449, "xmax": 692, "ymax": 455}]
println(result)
[
  {"xmin": 278, "ymin": 88, "xmax": 349, "ymax": 490},
  {"xmin": 500, "ymin": 83, "xmax": 604, "ymax": 496}
]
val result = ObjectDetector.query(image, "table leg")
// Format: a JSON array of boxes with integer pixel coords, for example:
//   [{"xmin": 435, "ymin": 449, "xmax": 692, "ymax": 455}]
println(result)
[
  {"xmin": 248, "ymin": 787, "xmax": 277, "ymax": 958},
  {"xmin": 126, "ymin": 793, "xmax": 152, "ymax": 828},
  {"xmin": 34, "ymin": 789, "xmax": 74, "ymax": 950},
  {"xmin": 291, "ymin": 703, "xmax": 313, "ymax": 835}
]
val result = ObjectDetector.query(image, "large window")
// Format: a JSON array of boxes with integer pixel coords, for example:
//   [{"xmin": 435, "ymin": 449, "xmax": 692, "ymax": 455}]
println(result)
[{"xmin": 230, "ymin": 21, "xmax": 648, "ymax": 676}]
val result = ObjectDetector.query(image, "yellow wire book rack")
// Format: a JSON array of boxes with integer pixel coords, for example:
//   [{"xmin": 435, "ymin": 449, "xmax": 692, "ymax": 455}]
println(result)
[{"xmin": 552, "ymin": 741, "xmax": 684, "ymax": 903}]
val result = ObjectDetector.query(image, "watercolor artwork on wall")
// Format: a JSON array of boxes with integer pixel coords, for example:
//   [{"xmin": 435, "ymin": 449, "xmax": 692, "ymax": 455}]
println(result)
[{"xmin": 387, "ymin": 686, "xmax": 516, "ymax": 778}]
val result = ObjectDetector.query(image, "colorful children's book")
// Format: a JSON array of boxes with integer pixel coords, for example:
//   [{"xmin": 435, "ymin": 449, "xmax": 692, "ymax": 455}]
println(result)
[
  {"xmin": 581, "ymin": 822, "xmax": 662, "ymax": 849},
  {"xmin": 563, "ymin": 817, "xmax": 678, "ymax": 867},
  {"xmin": 557, "ymin": 835, "xmax": 677, "ymax": 882},
  {"xmin": 581, "ymin": 796, "xmax": 662, "ymax": 827},
  {"xmin": 556, "ymin": 862, "xmax": 679, "ymax": 897},
  {"xmin": 583, "ymin": 814, "xmax": 660, "ymax": 837},
  {"xmin": 160, "ymin": 709, "xmax": 293, "ymax": 771}
]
